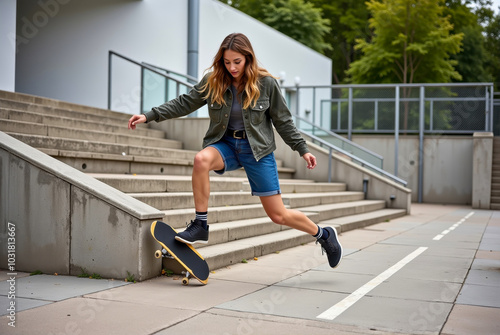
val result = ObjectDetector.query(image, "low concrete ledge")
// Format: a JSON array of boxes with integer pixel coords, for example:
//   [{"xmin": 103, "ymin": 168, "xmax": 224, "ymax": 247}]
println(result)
[
  {"xmin": 472, "ymin": 132, "xmax": 493, "ymax": 209},
  {"xmin": 0, "ymin": 131, "xmax": 165, "ymax": 281}
]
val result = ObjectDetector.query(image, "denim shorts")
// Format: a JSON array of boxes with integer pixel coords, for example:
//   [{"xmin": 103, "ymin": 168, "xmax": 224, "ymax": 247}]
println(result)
[{"xmin": 209, "ymin": 135, "xmax": 281, "ymax": 197}]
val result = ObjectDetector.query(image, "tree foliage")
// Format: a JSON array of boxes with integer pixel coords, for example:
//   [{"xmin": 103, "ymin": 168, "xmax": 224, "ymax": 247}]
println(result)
[
  {"xmin": 347, "ymin": 0, "xmax": 464, "ymax": 84},
  {"xmin": 219, "ymin": 0, "xmax": 331, "ymax": 53}
]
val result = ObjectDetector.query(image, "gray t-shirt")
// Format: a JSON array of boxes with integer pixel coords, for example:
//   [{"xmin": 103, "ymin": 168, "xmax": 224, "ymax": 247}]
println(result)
[{"xmin": 228, "ymin": 85, "xmax": 244, "ymax": 131}]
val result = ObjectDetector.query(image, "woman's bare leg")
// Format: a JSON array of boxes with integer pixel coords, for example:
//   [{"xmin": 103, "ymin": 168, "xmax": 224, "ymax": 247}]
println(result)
[
  {"xmin": 259, "ymin": 194, "xmax": 318, "ymax": 234},
  {"xmin": 192, "ymin": 147, "xmax": 224, "ymax": 212}
]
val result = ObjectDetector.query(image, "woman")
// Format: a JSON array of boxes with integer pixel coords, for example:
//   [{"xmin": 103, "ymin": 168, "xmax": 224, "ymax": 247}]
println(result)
[{"xmin": 128, "ymin": 33, "xmax": 342, "ymax": 268}]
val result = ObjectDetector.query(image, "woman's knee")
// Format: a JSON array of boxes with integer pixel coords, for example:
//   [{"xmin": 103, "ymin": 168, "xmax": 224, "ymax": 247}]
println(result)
[
  {"xmin": 268, "ymin": 211, "xmax": 287, "ymax": 225},
  {"xmin": 194, "ymin": 148, "xmax": 223, "ymax": 171}
]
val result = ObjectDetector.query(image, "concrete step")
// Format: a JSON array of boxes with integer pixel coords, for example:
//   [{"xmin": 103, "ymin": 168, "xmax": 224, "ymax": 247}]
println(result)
[
  {"xmin": 129, "ymin": 191, "xmax": 260, "ymax": 210},
  {"xmin": 0, "ymin": 120, "xmax": 182, "ymax": 150},
  {"xmin": 282, "ymin": 191, "xmax": 364, "ymax": 207},
  {"xmin": 164, "ymin": 208, "xmax": 407, "ymax": 271},
  {"xmin": 298, "ymin": 200, "xmax": 387, "ymax": 222},
  {"xmin": 491, "ymin": 203, "xmax": 500, "ymax": 210},
  {"xmin": 161, "ymin": 198, "xmax": 382, "ymax": 230},
  {"xmin": 491, "ymin": 196, "xmax": 500, "ymax": 204},
  {"xmin": 1, "ymin": 108, "xmax": 165, "ymax": 139},
  {"xmin": 321, "ymin": 208, "xmax": 407, "ymax": 233},
  {"xmin": 90, "ymin": 174, "xmax": 246, "ymax": 193},
  {"xmin": 491, "ymin": 189, "xmax": 500, "ymax": 197},
  {"xmin": 161, "ymin": 204, "xmax": 273, "ymax": 228},
  {"xmin": 128, "ymin": 191, "xmax": 362, "ymax": 210},
  {"xmin": 0, "ymin": 93, "xmax": 131, "ymax": 121},
  {"xmin": 198, "ymin": 229, "xmax": 314, "ymax": 270}
]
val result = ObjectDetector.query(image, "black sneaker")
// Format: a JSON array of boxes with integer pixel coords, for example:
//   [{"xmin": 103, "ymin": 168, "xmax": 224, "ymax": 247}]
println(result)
[
  {"xmin": 175, "ymin": 219, "xmax": 209, "ymax": 244},
  {"xmin": 317, "ymin": 227, "xmax": 342, "ymax": 268}
]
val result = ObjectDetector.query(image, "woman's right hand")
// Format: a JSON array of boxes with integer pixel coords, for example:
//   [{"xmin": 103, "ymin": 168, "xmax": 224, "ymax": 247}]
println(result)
[{"xmin": 128, "ymin": 114, "xmax": 147, "ymax": 130}]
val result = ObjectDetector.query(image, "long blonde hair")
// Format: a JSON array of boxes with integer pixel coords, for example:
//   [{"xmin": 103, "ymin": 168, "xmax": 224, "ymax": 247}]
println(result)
[{"xmin": 201, "ymin": 33, "xmax": 275, "ymax": 109}]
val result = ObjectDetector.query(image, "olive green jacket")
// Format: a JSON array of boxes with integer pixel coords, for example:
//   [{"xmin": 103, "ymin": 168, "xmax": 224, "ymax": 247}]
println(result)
[{"xmin": 143, "ymin": 74, "xmax": 309, "ymax": 161}]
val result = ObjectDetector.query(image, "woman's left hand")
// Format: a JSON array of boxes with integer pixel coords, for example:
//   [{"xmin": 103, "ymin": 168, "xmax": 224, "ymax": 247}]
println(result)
[{"xmin": 302, "ymin": 153, "xmax": 317, "ymax": 170}]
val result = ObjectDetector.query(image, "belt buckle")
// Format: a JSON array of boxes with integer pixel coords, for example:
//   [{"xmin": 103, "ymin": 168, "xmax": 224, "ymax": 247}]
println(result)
[{"xmin": 233, "ymin": 130, "xmax": 244, "ymax": 139}]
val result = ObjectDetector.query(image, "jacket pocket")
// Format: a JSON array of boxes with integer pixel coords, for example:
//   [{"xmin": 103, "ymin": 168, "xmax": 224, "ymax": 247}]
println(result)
[
  {"xmin": 208, "ymin": 102, "xmax": 223, "ymax": 123},
  {"xmin": 250, "ymin": 99, "xmax": 270, "ymax": 125}
]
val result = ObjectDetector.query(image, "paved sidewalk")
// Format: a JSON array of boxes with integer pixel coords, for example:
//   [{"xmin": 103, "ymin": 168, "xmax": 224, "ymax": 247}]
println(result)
[{"xmin": 1, "ymin": 203, "xmax": 499, "ymax": 334}]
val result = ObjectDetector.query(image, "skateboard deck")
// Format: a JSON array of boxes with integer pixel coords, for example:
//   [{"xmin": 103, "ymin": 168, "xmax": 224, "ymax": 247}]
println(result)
[{"xmin": 150, "ymin": 221, "xmax": 209, "ymax": 285}]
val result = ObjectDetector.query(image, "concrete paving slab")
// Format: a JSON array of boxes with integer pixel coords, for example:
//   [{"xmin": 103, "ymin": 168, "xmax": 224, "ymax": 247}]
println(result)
[
  {"xmin": 369, "ymin": 277, "xmax": 462, "ymax": 303},
  {"xmin": 0, "ymin": 296, "xmax": 198, "ymax": 335},
  {"xmin": 0, "ymin": 270, "xmax": 30, "ymax": 282},
  {"xmin": 392, "ymin": 255, "xmax": 472, "ymax": 283},
  {"xmin": 157, "ymin": 308, "xmax": 375, "ymax": 335},
  {"xmin": 210, "ymin": 261, "xmax": 305, "ymax": 286},
  {"xmin": 475, "ymin": 250, "xmax": 500, "ymax": 260},
  {"xmin": 441, "ymin": 304, "xmax": 500, "ymax": 335},
  {"xmin": 479, "ymin": 237, "xmax": 500, "ymax": 251},
  {"xmin": 216, "ymin": 285, "xmax": 348, "ymax": 321},
  {"xmin": 380, "ymin": 235, "xmax": 480, "ymax": 250},
  {"xmin": 0, "ymin": 295, "xmax": 51, "ymax": 316},
  {"xmin": 84, "ymin": 275, "xmax": 265, "ymax": 312},
  {"xmin": 363, "ymin": 243, "xmax": 476, "ymax": 259},
  {"xmin": 277, "ymin": 270, "xmax": 375, "ymax": 294},
  {"xmin": 456, "ymin": 284, "xmax": 500, "ymax": 308},
  {"xmin": 0, "ymin": 274, "xmax": 129, "ymax": 301},
  {"xmin": 334, "ymin": 295, "xmax": 453, "ymax": 335}
]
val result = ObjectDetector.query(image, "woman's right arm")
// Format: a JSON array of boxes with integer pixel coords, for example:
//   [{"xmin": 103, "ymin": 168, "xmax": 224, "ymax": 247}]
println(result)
[{"xmin": 142, "ymin": 75, "xmax": 209, "ymax": 123}]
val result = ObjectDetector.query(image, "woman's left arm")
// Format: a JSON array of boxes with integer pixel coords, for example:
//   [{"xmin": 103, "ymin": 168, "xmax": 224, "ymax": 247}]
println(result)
[{"xmin": 267, "ymin": 77, "xmax": 316, "ymax": 169}]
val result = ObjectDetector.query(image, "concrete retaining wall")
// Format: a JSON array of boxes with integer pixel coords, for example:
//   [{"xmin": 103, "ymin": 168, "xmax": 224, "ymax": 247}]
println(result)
[
  {"xmin": 0, "ymin": 132, "xmax": 165, "ymax": 281},
  {"xmin": 472, "ymin": 132, "xmax": 493, "ymax": 209}
]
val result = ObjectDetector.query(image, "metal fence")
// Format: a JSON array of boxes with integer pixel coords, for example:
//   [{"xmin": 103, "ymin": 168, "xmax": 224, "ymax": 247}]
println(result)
[{"xmin": 284, "ymin": 83, "xmax": 495, "ymax": 139}]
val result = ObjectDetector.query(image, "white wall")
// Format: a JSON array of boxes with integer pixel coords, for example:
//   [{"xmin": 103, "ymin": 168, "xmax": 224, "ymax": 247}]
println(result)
[
  {"xmin": 15, "ymin": 0, "xmax": 188, "ymax": 109},
  {"xmin": 14, "ymin": 0, "xmax": 332, "ymax": 112},
  {"xmin": 0, "ymin": 0, "xmax": 17, "ymax": 92}
]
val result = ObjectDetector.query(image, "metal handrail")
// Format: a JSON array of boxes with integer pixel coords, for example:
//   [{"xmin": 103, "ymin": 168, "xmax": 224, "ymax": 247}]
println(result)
[
  {"xmin": 141, "ymin": 62, "xmax": 198, "ymax": 83},
  {"xmin": 292, "ymin": 114, "xmax": 384, "ymax": 168},
  {"xmin": 302, "ymin": 130, "xmax": 408, "ymax": 187},
  {"xmin": 107, "ymin": 50, "xmax": 194, "ymax": 110}
]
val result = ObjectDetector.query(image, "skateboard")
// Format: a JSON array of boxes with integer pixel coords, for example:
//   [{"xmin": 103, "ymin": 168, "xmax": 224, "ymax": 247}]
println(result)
[{"xmin": 150, "ymin": 220, "xmax": 210, "ymax": 285}]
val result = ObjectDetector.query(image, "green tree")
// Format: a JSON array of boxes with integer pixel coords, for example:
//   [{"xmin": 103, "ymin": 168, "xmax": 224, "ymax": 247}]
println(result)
[
  {"xmin": 309, "ymin": 0, "xmax": 371, "ymax": 84},
  {"xmin": 484, "ymin": 11, "xmax": 500, "ymax": 89},
  {"xmin": 263, "ymin": 0, "xmax": 331, "ymax": 53},
  {"xmin": 219, "ymin": 0, "xmax": 331, "ymax": 53},
  {"xmin": 347, "ymin": 0, "xmax": 463, "ymax": 84},
  {"xmin": 347, "ymin": 0, "xmax": 464, "ymax": 131},
  {"xmin": 444, "ymin": 0, "xmax": 493, "ymax": 82}
]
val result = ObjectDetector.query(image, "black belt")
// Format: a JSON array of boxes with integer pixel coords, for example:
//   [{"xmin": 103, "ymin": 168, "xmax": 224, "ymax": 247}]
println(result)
[{"xmin": 227, "ymin": 129, "xmax": 246, "ymax": 139}]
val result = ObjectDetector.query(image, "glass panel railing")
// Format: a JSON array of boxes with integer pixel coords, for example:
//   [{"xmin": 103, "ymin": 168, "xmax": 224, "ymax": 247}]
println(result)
[{"xmin": 292, "ymin": 114, "xmax": 384, "ymax": 169}]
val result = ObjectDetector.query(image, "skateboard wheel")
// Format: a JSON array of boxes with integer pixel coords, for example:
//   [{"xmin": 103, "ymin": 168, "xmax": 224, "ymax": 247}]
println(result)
[
  {"xmin": 154, "ymin": 250, "xmax": 162, "ymax": 258},
  {"xmin": 182, "ymin": 277, "xmax": 189, "ymax": 285}
]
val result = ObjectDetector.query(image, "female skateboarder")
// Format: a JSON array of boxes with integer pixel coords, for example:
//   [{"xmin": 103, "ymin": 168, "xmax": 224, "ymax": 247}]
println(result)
[{"xmin": 128, "ymin": 33, "xmax": 342, "ymax": 268}]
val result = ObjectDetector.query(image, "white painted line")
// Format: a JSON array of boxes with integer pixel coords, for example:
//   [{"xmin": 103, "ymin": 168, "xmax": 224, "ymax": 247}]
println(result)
[
  {"xmin": 432, "ymin": 211, "xmax": 474, "ymax": 240},
  {"xmin": 317, "ymin": 247, "xmax": 428, "ymax": 321}
]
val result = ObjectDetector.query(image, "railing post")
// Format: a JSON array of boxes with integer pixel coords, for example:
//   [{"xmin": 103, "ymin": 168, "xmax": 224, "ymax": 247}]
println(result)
[
  {"xmin": 394, "ymin": 85, "xmax": 400, "ymax": 177},
  {"xmin": 107, "ymin": 51, "xmax": 112, "ymax": 110},
  {"xmin": 485, "ymin": 87, "xmax": 490, "ymax": 131},
  {"xmin": 418, "ymin": 86, "xmax": 425, "ymax": 203},
  {"xmin": 312, "ymin": 87, "xmax": 316, "ymax": 133},
  {"xmin": 328, "ymin": 147, "xmax": 332, "ymax": 183},
  {"xmin": 348, "ymin": 87, "xmax": 353, "ymax": 141}
]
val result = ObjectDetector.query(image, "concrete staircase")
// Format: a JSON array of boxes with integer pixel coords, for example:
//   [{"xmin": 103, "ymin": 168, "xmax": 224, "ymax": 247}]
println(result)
[
  {"xmin": 491, "ymin": 137, "xmax": 500, "ymax": 210},
  {"xmin": 0, "ymin": 90, "xmax": 407, "ymax": 275}
]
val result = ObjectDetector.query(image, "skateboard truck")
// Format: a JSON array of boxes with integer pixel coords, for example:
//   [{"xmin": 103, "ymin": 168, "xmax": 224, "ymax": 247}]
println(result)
[
  {"xmin": 155, "ymin": 248, "xmax": 174, "ymax": 259},
  {"xmin": 155, "ymin": 248, "xmax": 191, "ymax": 285}
]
